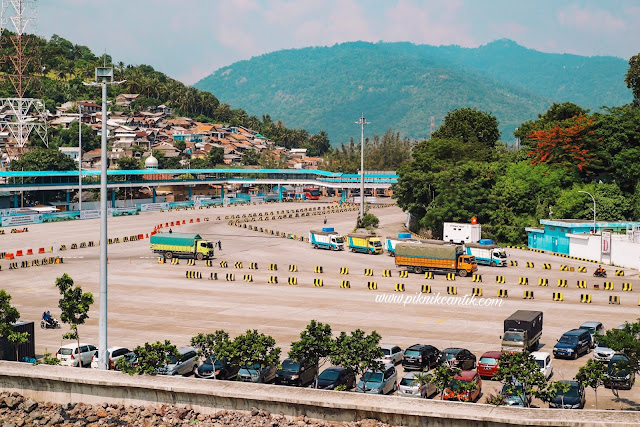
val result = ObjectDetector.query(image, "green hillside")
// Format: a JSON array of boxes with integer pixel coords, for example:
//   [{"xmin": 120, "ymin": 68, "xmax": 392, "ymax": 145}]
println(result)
[{"xmin": 194, "ymin": 41, "xmax": 632, "ymax": 144}]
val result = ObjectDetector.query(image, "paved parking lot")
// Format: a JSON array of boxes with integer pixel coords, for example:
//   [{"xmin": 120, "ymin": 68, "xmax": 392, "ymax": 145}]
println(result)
[{"xmin": 2, "ymin": 200, "xmax": 639, "ymax": 410}]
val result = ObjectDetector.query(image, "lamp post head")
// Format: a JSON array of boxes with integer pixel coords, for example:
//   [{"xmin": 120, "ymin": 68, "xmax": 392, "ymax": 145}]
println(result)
[{"xmin": 95, "ymin": 67, "xmax": 113, "ymax": 83}]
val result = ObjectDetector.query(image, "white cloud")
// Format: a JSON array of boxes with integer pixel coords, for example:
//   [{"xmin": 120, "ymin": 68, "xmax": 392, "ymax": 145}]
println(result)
[{"xmin": 557, "ymin": 3, "xmax": 626, "ymax": 33}]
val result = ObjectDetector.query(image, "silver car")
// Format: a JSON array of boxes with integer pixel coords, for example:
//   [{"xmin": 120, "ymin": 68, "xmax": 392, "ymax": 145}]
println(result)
[
  {"xmin": 397, "ymin": 372, "xmax": 437, "ymax": 398},
  {"xmin": 594, "ymin": 345, "xmax": 616, "ymax": 362},
  {"xmin": 238, "ymin": 363, "xmax": 277, "ymax": 383},
  {"xmin": 379, "ymin": 345, "xmax": 403, "ymax": 365},
  {"xmin": 158, "ymin": 347, "xmax": 198, "ymax": 376}
]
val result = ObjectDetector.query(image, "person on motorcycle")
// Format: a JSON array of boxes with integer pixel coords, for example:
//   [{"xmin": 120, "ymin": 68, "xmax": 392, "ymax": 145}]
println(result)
[
  {"xmin": 595, "ymin": 265, "xmax": 606, "ymax": 275},
  {"xmin": 42, "ymin": 311, "xmax": 53, "ymax": 326}
]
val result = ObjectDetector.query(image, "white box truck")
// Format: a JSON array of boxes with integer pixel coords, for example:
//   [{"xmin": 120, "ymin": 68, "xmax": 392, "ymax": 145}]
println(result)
[
  {"xmin": 443, "ymin": 222, "xmax": 481, "ymax": 244},
  {"xmin": 464, "ymin": 242, "xmax": 507, "ymax": 267},
  {"xmin": 309, "ymin": 228, "xmax": 345, "ymax": 251},
  {"xmin": 384, "ymin": 233, "xmax": 416, "ymax": 256}
]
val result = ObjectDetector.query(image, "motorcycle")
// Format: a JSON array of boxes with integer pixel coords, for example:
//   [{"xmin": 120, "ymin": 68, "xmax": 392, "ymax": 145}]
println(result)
[
  {"xmin": 40, "ymin": 317, "xmax": 60, "ymax": 329},
  {"xmin": 593, "ymin": 269, "xmax": 607, "ymax": 278}
]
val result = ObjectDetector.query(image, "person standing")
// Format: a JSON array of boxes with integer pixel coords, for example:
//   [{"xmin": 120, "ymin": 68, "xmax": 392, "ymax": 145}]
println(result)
[{"xmin": 218, "ymin": 240, "xmax": 222, "ymax": 250}]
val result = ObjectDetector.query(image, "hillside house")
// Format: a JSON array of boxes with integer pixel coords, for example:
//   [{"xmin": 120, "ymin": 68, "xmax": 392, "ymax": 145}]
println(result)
[{"xmin": 116, "ymin": 94, "xmax": 140, "ymax": 107}]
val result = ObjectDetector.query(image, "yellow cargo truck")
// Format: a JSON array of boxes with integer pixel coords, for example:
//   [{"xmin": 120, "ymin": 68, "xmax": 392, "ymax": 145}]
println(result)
[
  {"xmin": 150, "ymin": 233, "xmax": 214, "ymax": 260},
  {"xmin": 346, "ymin": 232, "xmax": 383, "ymax": 255}
]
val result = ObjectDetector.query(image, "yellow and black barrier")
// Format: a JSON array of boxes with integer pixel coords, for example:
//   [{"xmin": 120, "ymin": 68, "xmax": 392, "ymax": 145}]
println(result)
[
  {"xmin": 289, "ymin": 265, "xmax": 298, "ymax": 272},
  {"xmin": 622, "ymin": 283, "xmax": 632, "ymax": 292},
  {"xmin": 249, "ymin": 263, "xmax": 258, "ymax": 270},
  {"xmin": 526, "ymin": 262, "xmax": 534, "ymax": 268},
  {"xmin": 447, "ymin": 286, "xmax": 457, "ymax": 295},
  {"xmin": 382, "ymin": 269, "xmax": 392, "ymax": 277},
  {"xmin": 497, "ymin": 289, "xmax": 508, "ymax": 298},
  {"xmin": 577, "ymin": 266, "xmax": 587, "ymax": 273},
  {"xmin": 268, "ymin": 276, "xmax": 278, "ymax": 284},
  {"xmin": 519, "ymin": 277, "xmax": 529, "ymax": 285},
  {"xmin": 314, "ymin": 266, "xmax": 324, "ymax": 274},
  {"xmin": 615, "ymin": 270, "xmax": 625, "ymax": 276},
  {"xmin": 609, "ymin": 295, "xmax": 620, "ymax": 305},
  {"xmin": 186, "ymin": 271, "xmax": 202, "ymax": 279},
  {"xmin": 171, "ymin": 258, "xmax": 179, "ymax": 265},
  {"xmin": 210, "ymin": 272, "xmax": 218, "ymax": 280},
  {"xmin": 603, "ymin": 282, "xmax": 614, "ymax": 291},
  {"xmin": 471, "ymin": 288, "xmax": 482, "ymax": 297},
  {"xmin": 243, "ymin": 275, "xmax": 253, "ymax": 282},
  {"xmin": 288, "ymin": 277, "xmax": 298, "ymax": 285},
  {"xmin": 20, "ymin": 261, "xmax": 29, "ymax": 268},
  {"xmin": 542, "ymin": 263, "xmax": 551, "ymax": 269},
  {"xmin": 269, "ymin": 264, "xmax": 278, "ymax": 271},
  {"xmin": 446, "ymin": 273, "xmax": 456, "ymax": 281},
  {"xmin": 187, "ymin": 259, "xmax": 195, "ymax": 266},
  {"xmin": 367, "ymin": 281, "xmax": 377, "ymax": 290},
  {"xmin": 472, "ymin": 274, "xmax": 482, "ymax": 283},
  {"xmin": 226, "ymin": 273, "xmax": 236, "ymax": 281},
  {"xmin": 394, "ymin": 283, "xmax": 405, "ymax": 292},
  {"xmin": 31, "ymin": 259, "xmax": 39, "ymax": 266},
  {"xmin": 205, "ymin": 260, "xmax": 213, "ymax": 267},
  {"xmin": 55, "ymin": 257, "xmax": 63, "ymax": 264},
  {"xmin": 341, "ymin": 280, "xmax": 351, "ymax": 289},
  {"xmin": 234, "ymin": 262, "xmax": 243, "ymax": 269},
  {"xmin": 340, "ymin": 267, "xmax": 349, "ymax": 275},
  {"xmin": 538, "ymin": 278, "xmax": 548, "ymax": 287},
  {"xmin": 219, "ymin": 261, "xmax": 228, "ymax": 268},
  {"xmin": 158, "ymin": 257, "xmax": 165, "ymax": 264},
  {"xmin": 557, "ymin": 279, "xmax": 567, "ymax": 287},
  {"xmin": 398, "ymin": 271, "xmax": 408, "ymax": 278},
  {"xmin": 553, "ymin": 292, "xmax": 564, "ymax": 301},
  {"xmin": 523, "ymin": 290, "xmax": 534, "ymax": 299},
  {"xmin": 577, "ymin": 281, "xmax": 588, "ymax": 289},
  {"xmin": 421, "ymin": 285, "xmax": 431, "ymax": 293},
  {"xmin": 424, "ymin": 272, "xmax": 434, "ymax": 280},
  {"xmin": 496, "ymin": 276, "xmax": 505, "ymax": 284},
  {"xmin": 560, "ymin": 265, "xmax": 568, "ymax": 271},
  {"xmin": 580, "ymin": 294, "xmax": 592, "ymax": 304},
  {"xmin": 509, "ymin": 260, "xmax": 518, "ymax": 267},
  {"xmin": 8, "ymin": 262, "xmax": 18, "ymax": 270},
  {"xmin": 364, "ymin": 269, "xmax": 374, "ymax": 276},
  {"xmin": 71, "ymin": 243, "xmax": 78, "ymax": 250},
  {"xmin": 313, "ymin": 279, "xmax": 323, "ymax": 287},
  {"xmin": 59, "ymin": 245, "xmax": 67, "ymax": 251}
]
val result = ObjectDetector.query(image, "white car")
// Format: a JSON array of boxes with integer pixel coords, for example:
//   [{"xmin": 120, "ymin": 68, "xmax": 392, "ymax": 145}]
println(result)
[
  {"xmin": 531, "ymin": 351, "xmax": 553, "ymax": 380},
  {"xmin": 593, "ymin": 345, "xmax": 616, "ymax": 362},
  {"xmin": 579, "ymin": 321, "xmax": 604, "ymax": 348},
  {"xmin": 397, "ymin": 372, "xmax": 437, "ymax": 398},
  {"xmin": 91, "ymin": 346, "xmax": 131, "ymax": 369},
  {"xmin": 379, "ymin": 345, "xmax": 403, "ymax": 365},
  {"xmin": 57, "ymin": 343, "xmax": 97, "ymax": 367}
]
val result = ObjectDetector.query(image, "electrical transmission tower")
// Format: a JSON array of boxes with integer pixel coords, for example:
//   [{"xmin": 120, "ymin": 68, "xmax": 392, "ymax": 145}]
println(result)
[{"xmin": 0, "ymin": 0, "xmax": 47, "ymax": 148}]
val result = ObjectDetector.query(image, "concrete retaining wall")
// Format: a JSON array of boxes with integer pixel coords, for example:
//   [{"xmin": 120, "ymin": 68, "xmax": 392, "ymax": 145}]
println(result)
[{"xmin": 1, "ymin": 362, "xmax": 639, "ymax": 426}]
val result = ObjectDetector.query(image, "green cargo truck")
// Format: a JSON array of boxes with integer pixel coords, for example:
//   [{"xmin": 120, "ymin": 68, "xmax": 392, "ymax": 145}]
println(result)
[{"xmin": 150, "ymin": 233, "xmax": 214, "ymax": 260}]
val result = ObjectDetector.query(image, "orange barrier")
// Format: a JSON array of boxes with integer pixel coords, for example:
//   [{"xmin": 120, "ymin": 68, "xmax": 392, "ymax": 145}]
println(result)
[
  {"xmin": 16, "ymin": 250, "xmax": 23, "ymax": 257},
  {"xmin": 165, "ymin": 223, "xmax": 169, "ymax": 227},
  {"xmin": 38, "ymin": 248, "xmax": 45, "ymax": 254},
  {"xmin": 26, "ymin": 249, "xmax": 33, "ymax": 255},
  {"xmin": 5, "ymin": 253, "xmax": 14, "ymax": 260},
  {"xmin": 170, "ymin": 222, "xmax": 174, "ymax": 226},
  {"xmin": 189, "ymin": 219, "xmax": 193, "ymax": 223},
  {"xmin": 138, "ymin": 234, "xmax": 144, "ymax": 239},
  {"xmin": 182, "ymin": 220, "xmax": 185, "ymax": 224},
  {"xmin": 196, "ymin": 218, "xmax": 200, "ymax": 223}
]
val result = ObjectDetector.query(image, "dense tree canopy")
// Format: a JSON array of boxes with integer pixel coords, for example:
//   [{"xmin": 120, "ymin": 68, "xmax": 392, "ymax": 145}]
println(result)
[
  {"xmin": 625, "ymin": 53, "xmax": 640, "ymax": 106},
  {"xmin": 431, "ymin": 107, "xmax": 500, "ymax": 149}
]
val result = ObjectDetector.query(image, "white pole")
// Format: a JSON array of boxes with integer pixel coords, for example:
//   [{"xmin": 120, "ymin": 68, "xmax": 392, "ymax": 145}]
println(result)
[
  {"xmin": 98, "ymin": 80, "xmax": 108, "ymax": 370},
  {"xmin": 78, "ymin": 105, "xmax": 82, "ymax": 211},
  {"xmin": 356, "ymin": 114, "xmax": 369, "ymax": 221}
]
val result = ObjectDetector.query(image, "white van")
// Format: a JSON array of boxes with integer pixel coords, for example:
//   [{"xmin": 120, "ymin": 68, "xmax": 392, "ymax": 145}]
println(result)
[{"xmin": 57, "ymin": 343, "xmax": 97, "ymax": 367}]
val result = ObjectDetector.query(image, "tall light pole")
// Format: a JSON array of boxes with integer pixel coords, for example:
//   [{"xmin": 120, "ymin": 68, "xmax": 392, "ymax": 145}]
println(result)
[
  {"xmin": 578, "ymin": 190, "xmax": 597, "ymax": 233},
  {"xmin": 78, "ymin": 104, "xmax": 82, "ymax": 211},
  {"xmin": 84, "ymin": 67, "xmax": 124, "ymax": 370},
  {"xmin": 356, "ymin": 113, "xmax": 369, "ymax": 221}
]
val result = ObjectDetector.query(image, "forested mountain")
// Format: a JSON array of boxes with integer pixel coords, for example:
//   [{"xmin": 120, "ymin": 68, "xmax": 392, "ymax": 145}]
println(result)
[{"xmin": 194, "ymin": 40, "xmax": 632, "ymax": 145}]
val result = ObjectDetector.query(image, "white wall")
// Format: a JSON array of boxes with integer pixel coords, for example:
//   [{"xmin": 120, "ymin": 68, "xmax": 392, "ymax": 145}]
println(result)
[{"xmin": 569, "ymin": 233, "xmax": 640, "ymax": 269}]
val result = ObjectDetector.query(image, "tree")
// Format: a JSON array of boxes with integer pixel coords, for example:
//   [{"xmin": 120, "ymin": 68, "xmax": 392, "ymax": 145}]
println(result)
[
  {"xmin": 190, "ymin": 147, "xmax": 225, "ymax": 169},
  {"xmin": 424, "ymin": 364, "xmax": 461, "ymax": 400},
  {"xmin": 190, "ymin": 331, "xmax": 232, "ymax": 379},
  {"xmin": 118, "ymin": 340, "xmax": 180, "ymax": 375},
  {"xmin": 432, "ymin": 107, "xmax": 500, "ymax": 149},
  {"xmin": 9, "ymin": 148, "xmax": 77, "ymax": 171},
  {"xmin": 575, "ymin": 358, "xmax": 607, "ymax": 409},
  {"xmin": 227, "ymin": 329, "xmax": 281, "ymax": 373},
  {"xmin": 241, "ymin": 149, "xmax": 260, "ymax": 166},
  {"xmin": 597, "ymin": 320, "xmax": 640, "ymax": 377},
  {"xmin": 173, "ymin": 140, "xmax": 187, "ymax": 153},
  {"xmin": 0, "ymin": 290, "xmax": 29, "ymax": 362},
  {"xmin": 356, "ymin": 212, "xmax": 379, "ymax": 231},
  {"xmin": 116, "ymin": 156, "xmax": 141, "ymax": 170},
  {"xmin": 288, "ymin": 320, "xmax": 334, "ymax": 388},
  {"xmin": 330, "ymin": 329, "xmax": 383, "ymax": 392},
  {"xmin": 492, "ymin": 351, "xmax": 549, "ymax": 407},
  {"xmin": 625, "ymin": 53, "xmax": 640, "ymax": 106},
  {"xmin": 55, "ymin": 273, "xmax": 94, "ymax": 363}
]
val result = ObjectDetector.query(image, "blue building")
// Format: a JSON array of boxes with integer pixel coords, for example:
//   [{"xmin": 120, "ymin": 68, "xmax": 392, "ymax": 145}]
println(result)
[{"xmin": 526, "ymin": 219, "xmax": 640, "ymax": 254}]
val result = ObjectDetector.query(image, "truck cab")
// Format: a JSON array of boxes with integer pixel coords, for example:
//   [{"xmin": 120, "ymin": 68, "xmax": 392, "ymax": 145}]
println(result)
[
  {"xmin": 457, "ymin": 255, "xmax": 477, "ymax": 276},
  {"xmin": 501, "ymin": 329, "xmax": 529, "ymax": 352}
]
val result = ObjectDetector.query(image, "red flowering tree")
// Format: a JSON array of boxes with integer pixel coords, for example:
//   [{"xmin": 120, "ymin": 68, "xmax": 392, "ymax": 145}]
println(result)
[{"xmin": 527, "ymin": 114, "xmax": 596, "ymax": 172}]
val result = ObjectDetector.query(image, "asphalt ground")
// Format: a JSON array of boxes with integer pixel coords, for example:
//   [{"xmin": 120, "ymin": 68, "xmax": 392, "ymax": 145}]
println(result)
[{"xmin": 1, "ymin": 200, "xmax": 639, "ymax": 410}]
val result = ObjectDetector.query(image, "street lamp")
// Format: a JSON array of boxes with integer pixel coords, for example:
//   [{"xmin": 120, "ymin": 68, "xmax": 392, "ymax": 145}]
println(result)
[
  {"xmin": 84, "ymin": 67, "xmax": 124, "ymax": 370},
  {"xmin": 355, "ymin": 114, "xmax": 369, "ymax": 221},
  {"xmin": 578, "ymin": 190, "xmax": 597, "ymax": 233}
]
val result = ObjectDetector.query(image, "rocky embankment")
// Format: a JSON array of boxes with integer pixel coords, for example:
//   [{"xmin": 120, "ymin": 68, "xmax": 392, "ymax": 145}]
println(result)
[{"xmin": 0, "ymin": 392, "xmax": 395, "ymax": 426}]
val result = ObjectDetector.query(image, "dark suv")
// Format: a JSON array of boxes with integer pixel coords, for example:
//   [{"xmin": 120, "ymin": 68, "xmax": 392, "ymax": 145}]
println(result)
[
  {"xmin": 401, "ymin": 344, "xmax": 440, "ymax": 371},
  {"xmin": 275, "ymin": 358, "xmax": 318, "ymax": 386},
  {"xmin": 553, "ymin": 329, "xmax": 591, "ymax": 359}
]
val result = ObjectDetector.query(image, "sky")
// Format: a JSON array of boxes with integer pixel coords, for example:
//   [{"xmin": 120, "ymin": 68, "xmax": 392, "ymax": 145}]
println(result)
[{"xmin": 32, "ymin": 0, "xmax": 640, "ymax": 85}]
